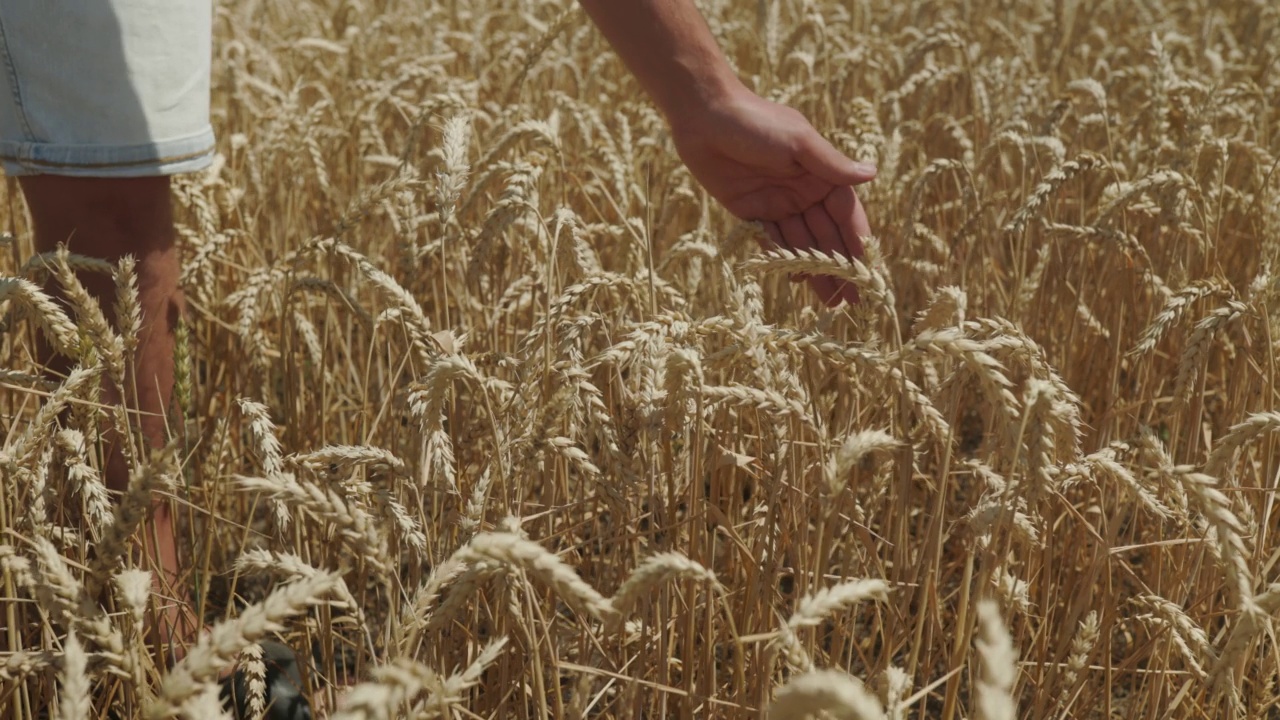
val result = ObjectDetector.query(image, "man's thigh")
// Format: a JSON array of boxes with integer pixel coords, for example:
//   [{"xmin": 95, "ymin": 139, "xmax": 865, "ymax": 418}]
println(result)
[{"xmin": 0, "ymin": 0, "xmax": 214, "ymax": 178}]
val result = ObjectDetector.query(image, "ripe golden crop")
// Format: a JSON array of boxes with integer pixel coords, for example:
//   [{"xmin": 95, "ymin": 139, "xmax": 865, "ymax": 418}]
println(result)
[{"xmin": 2, "ymin": 1, "xmax": 1278, "ymax": 718}]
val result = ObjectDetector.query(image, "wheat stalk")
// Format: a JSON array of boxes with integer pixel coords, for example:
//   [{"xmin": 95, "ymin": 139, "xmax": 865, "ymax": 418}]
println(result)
[
  {"xmin": 458, "ymin": 531, "xmax": 611, "ymax": 620},
  {"xmin": 86, "ymin": 445, "xmax": 179, "ymax": 602},
  {"xmin": 776, "ymin": 579, "xmax": 890, "ymax": 672},
  {"xmin": 333, "ymin": 638, "xmax": 508, "ymax": 720},
  {"xmin": 1051, "ymin": 610, "xmax": 1099, "ymax": 716},
  {"xmin": 1205, "ymin": 411, "xmax": 1280, "ymax": 480},
  {"xmin": 973, "ymin": 601, "xmax": 1017, "ymax": 720},
  {"xmin": 767, "ymin": 669, "xmax": 886, "ymax": 720},
  {"xmin": 1174, "ymin": 300, "xmax": 1246, "ymax": 404},
  {"xmin": 608, "ymin": 552, "xmax": 720, "ymax": 622},
  {"xmin": 56, "ymin": 631, "xmax": 90, "ymax": 720},
  {"xmin": 1129, "ymin": 279, "xmax": 1224, "ymax": 357},
  {"xmin": 0, "ymin": 276, "xmax": 81, "ymax": 357},
  {"xmin": 1134, "ymin": 593, "xmax": 1213, "ymax": 679}
]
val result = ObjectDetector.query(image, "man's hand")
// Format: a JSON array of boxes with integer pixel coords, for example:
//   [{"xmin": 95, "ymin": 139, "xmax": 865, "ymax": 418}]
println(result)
[
  {"xmin": 668, "ymin": 88, "xmax": 875, "ymax": 306},
  {"xmin": 578, "ymin": 0, "xmax": 875, "ymax": 306}
]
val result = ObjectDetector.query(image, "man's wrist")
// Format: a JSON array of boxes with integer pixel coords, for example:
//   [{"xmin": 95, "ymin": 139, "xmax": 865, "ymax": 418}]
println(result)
[
  {"xmin": 578, "ymin": 0, "xmax": 746, "ymax": 126},
  {"xmin": 658, "ymin": 63, "xmax": 746, "ymax": 131}
]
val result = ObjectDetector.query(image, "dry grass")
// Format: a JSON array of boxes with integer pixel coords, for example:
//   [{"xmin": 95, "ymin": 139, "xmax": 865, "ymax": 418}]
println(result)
[{"xmin": 2, "ymin": 0, "xmax": 1280, "ymax": 718}]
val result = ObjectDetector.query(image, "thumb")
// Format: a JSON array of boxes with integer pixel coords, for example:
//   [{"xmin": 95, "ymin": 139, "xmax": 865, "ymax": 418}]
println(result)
[{"xmin": 796, "ymin": 130, "xmax": 877, "ymax": 186}]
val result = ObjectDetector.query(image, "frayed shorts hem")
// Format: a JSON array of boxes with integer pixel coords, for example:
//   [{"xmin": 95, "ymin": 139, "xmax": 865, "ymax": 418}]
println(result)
[{"xmin": 0, "ymin": 126, "xmax": 215, "ymax": 177}]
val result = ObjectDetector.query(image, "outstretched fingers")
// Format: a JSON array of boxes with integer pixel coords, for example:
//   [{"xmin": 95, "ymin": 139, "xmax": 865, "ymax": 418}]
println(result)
[
  {"xmin": 802, "ymin": 204, "xmax": 859, "ymax": 306},
  {"xmin": 767, "ymin": 217, "xmax": 840, "ymax": 305},
  {"xmin": 823, "ymin": 185, "xmax": 871, "ymax": 261}
]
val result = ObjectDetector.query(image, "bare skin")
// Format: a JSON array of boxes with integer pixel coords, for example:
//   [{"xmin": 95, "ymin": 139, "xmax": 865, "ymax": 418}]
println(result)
[{"xmin": 23, "ymin": 174, "xmax": 197, "ymax": 664}]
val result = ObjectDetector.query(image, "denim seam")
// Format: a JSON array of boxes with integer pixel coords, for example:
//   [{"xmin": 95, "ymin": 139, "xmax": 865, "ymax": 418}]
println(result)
[
  {"xmin": 0, "ymin": 143, "xmax": 215, "ymax": 170},
  {"xmin": 0, "ymin": 10, "xmax": 36, "ymax": 143}
]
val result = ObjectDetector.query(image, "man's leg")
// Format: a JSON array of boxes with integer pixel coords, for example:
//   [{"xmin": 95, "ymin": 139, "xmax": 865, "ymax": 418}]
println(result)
[{"xmin": 22, "ymin": 174, "xmax": 196, "ymax": 662}]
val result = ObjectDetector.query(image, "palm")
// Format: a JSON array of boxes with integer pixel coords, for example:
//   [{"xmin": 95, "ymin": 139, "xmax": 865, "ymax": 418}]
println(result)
[{"xmin": 670, "ymin": 91, "xmax": 875, "ymax": 305}]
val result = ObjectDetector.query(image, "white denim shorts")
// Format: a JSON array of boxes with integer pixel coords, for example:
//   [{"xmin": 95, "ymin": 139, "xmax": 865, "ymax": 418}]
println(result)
[{"xmin": 0, "ymin": 0, "xmax": 214, "ymax": 177}]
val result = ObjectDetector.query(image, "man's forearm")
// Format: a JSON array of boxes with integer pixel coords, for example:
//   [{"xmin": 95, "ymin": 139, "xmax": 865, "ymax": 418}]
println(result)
[{"xmin": 577, "ymin": 0, "xmax": 745, "ymax": 121}]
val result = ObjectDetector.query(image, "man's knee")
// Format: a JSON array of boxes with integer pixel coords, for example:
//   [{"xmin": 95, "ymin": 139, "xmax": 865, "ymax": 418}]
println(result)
[{"xmin": 19, "ymin": 174, "xmax": 175, "ymax": 257}]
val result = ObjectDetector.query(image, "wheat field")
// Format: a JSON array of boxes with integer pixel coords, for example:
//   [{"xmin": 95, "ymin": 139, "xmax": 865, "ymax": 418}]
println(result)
[{"xmin": 2, "ymin": 0, "xmax": 1279, "ymax": 718}]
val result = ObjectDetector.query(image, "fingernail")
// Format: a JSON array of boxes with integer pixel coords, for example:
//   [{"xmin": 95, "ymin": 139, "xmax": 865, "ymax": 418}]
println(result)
[{"xmin": 852, "ymin": 161, "xmax": 878, "ymax": 176}]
